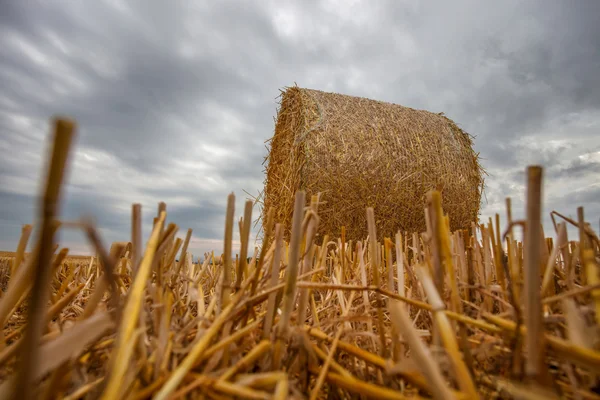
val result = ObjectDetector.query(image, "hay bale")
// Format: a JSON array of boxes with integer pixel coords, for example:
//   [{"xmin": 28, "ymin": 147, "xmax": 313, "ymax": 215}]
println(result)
[{"xmin": 263, "ymin": 86, "xmax": 485, "ymax": 240}]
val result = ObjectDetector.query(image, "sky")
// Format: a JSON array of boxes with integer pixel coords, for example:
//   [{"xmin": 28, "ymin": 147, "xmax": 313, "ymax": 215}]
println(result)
[{"xmin": 1, "ymin": 0, "xmax": 599, "ymax": 258}]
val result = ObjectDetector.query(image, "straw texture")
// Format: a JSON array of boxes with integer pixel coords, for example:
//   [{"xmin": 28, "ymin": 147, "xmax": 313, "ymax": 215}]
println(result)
[{"xmin": 263, "ymin": 86, "xmax": 485, "ymax": 240}]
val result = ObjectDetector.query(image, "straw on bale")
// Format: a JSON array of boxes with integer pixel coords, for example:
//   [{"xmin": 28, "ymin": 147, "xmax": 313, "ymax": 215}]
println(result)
[{"xmin": 263, "ymin": 86, "xmax": 485, "ymax": 240}]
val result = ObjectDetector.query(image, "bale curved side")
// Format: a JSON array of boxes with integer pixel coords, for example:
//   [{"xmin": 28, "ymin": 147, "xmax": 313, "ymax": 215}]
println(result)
[
  {"xmin": 262, "ymin": 87, "xmax": 307, "ymax": 237},
  {"xmin": 263, "ymin": 86, "xmax": 485, "ymax": 240}
]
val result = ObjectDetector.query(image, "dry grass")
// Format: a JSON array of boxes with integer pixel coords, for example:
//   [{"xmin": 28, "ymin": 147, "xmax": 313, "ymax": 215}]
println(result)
[
  {"xmin": 1, "ymin": 118, "xmax": 599, "ymax": 400},
  {"xmin": 262, "ymin": 86, "xmax": 485, "ymax": 241}
]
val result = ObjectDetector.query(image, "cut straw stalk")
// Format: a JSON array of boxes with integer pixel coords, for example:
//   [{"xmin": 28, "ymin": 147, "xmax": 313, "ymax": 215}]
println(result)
[
  {"xmin": 0, "ymin": 236, "xmax": 55, "ymax": 327},
  {"xmin": 388, "ymin": 300, "xmax": 453, "ymax": 400},
  {"xmin": 310, "ymin": 327, "xmax": 342, "ymax": 400},
  {"xmin": 235, "ymin": 200, "xmax": 253, "ymax": 291},
  {"xmin": 415, "ymin": 264, "xmax": 479, "ymax": 399},
  {"xmin": 304, "ymin": 326, "xmax": 430, "ymax": 391},
  {"xmin": 562, "ymin": 298, "xmax": 596, "ymax": 350},
  {"xmin": 11, "ymin": 224, "xmax": 32, "ymax": 276},
  {"xmin": 483, "ymin": 313, "xmax": 600, "ymax": 370},
  {"xmin": 196, "ymin": 320, "xmax": 262, "ymax": 367},
  {"xmin": 543, "ymin": 281, "xmax": 600, "ymax": 305},
  {"xmin": 311, "ymin": 369, "xmax": 410, "ymax": 400},
  {"xmin": 263, "ymin": 224, "xmax": 284, "ymax": 339},
  {"xmin": 273, "ymin": 191, "xmax": 305, "ymax": 369},
  {"xmin": 578, "ymin": 207, "xmax": 588, "ymax": 274},
  {"xmin": 14, "ymin": 117, "xmax": 76, "ymax": 400},
  {"xmin": 131, "ymin": 203, "xmax": 142, "ymax": 276},
  {"xmin": 0, "ymin": 311, "xmax": 114, "ymax": 397},
  {"xmin": 63, "ymin": 378, "xmax": 104, "ymax": 400},
  {"xmin": 431, "ymin": 191, "xmax": 461, "ymax": 313},
  {"xmin": 341, "ymin": 226, "xmax": 346, "ymax": 283},
  {"xmin": 218, "ymin": 339, "xmax": 271, "ymax": 382},
  {"xmin": 494, "ymin": 213, "xmax": 506, "ymax": 289},
  {"xmin": 427, "ymin": 192, "xmax": 444, "ymax": 295},
  {"xmin": 395, "ymin": 232, "xmax": 405, "ymax": 298},
  {"xmin": 173, "ymin": 373, "xmax": 271, "ymax": 400},
  {"xmin": 541, "ymin": 222, "xmax": 567, "ymax": 296},
  {"xmin": 219, "ymin": 196, "xmax": 242, "ymax": 369},
  {"xmin": 0, "ymin": 283, "xmax": 84, "ymax": 366},
  {"xmin": 273, "ymin": 377, "xmax": 289, "ymax": 400},
  {"xmin": 385, "ymin": 238, "xmax": 394, "ymax": 292},
  {"xmin": 250, "ymin": 207, "xmax": 274, "ymax": 298},
  {"xmin": 523, "ymin": 165, "xmax": 547, "ymax": 381},
  {"xmin": 357, "ymin": 240, "xmax": 378, "ymax": 351},
  {"xmin": 172, "ymin": 228, "xmax": 192, "ymax": 285},
  {"xmin": 100, "ymin": 210, "xmax": 166, "ymax": 400},
  {"xmin": 366, "ymin": 207, "xmax": 387, "ymax": 358},
  {"xmin": 296, "ymin": 194, "xmax": 320, "ymax": 327},
  {"xmin": 154, "ymin": 279, "xmax": 251, "ymax": 400},
  {"xmin": 235, "ymin": 371, "xmax": 287, "ymax": 389},
  {"xmin": 220, "ymin": 193, "xmax": 236, "ymax": 313},
  {"xmin": 583, "ymin": 249, "xmax": 600, "ymax": 328},
  {"xmin": 310, "ymin": 341, "xmax": 353, "ymax": 379}
]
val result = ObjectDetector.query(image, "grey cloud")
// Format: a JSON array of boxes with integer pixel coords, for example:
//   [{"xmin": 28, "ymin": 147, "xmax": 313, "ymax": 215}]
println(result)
[
  {"xmin": 507, "ymin": 150, "xmax": 600, "ymax": 186},
  {"xmin": 482, "ymin": 180, "xmax": 521, "ymax": 207},
  {"xmin": 128, "ymin": 186, "xmax": 231, "ymax": 238},
  {"xmin": 549, "ymin": 158, "xmax": 600, "ymax": 180},
  {"xmin": 375, "ymin": 1, "xmax": 600, "ymax": 170},
  {"xmin": 0, "ymin": 1, "xmax": 279, "ymax": 174},
  {"xmin": 0, "ymin": 189, "xmax": 121, "ymax": 251},
  {"xmin": 161, "ymin": 201, "xmax": 226, "ymax": 239},
  {"xmin": 61, "ymin": 191, "xmax": 129, "ymax": 232},
  {"xmin": 549, "ymin": 185, "xmax": 600, "ymax": 229},
  {"xmin": 477, "ymin": 144, "xmax": 519, "ymax": 170},
  {"xmin": 219, "ymin": 144, "xmax": 269, "ymax": 181},
  {"xmin": 0, "ymin": 186, "xmax": 229, "ymax": 252},
  {"xmin": 570, "ymin": 186, "xmax": 600, "ymax": 206},
  {"xmin": 0, "ymin": 192, "xmax": 36, "ymax": 235},
  {"xmin": 509, "ymin": 169, "xmax": 526, "ymax": 186}
]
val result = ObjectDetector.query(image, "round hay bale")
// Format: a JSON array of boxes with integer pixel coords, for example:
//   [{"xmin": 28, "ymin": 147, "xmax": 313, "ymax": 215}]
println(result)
[{"xmin": 263, "ymin": 86, "xmax": 485, "ymax": 240}]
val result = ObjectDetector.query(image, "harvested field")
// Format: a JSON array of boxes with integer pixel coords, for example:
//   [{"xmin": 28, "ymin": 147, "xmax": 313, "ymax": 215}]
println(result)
[{"xmin": 1, "ymin": 118, "xmax": 599, "ymax": 400}]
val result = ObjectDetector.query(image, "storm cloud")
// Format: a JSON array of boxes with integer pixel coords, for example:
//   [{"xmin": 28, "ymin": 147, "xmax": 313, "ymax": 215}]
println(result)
[{"xmin": 1, "ymin": 0, "xmax": 599, "ymax": 255}]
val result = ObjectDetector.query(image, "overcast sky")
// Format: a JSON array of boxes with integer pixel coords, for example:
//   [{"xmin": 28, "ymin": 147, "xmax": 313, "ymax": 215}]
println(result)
[{"xmin": 1, "ymin": 0, "xmax": 599, "ymax": 257}]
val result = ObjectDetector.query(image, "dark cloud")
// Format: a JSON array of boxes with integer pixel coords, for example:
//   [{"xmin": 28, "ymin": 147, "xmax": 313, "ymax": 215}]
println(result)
[
  {"xmin": 374, "ymin": 1, "xmax": 600, "ymax": 171},
  {"xmin": 549, "ymin": 185, "xmax": 600, "ymax": 232},
  {"xmin": 549, "ymin": 158, "xmax": 600, "ymax": 180},
  {"xmin": 0, "ymin": 191, "xmax": 36, "ymax": 233},
  {"xmin": 161, "ymin": 201, "xmax": 226, "ymax": 239},
  {"xmin": 569, "ymin": 186, "xmax": 600, "ymax": 206},
  {"xmin": 0, "ymin": 188, "xmax": 127, "ymax": 249},
  {"xmin": 0, "ymin": 6, "xmax": 255, "ymax": 173},
  {"xmin": 1, "ymin": 0, "xmax": 599, "ymax": 253}
]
